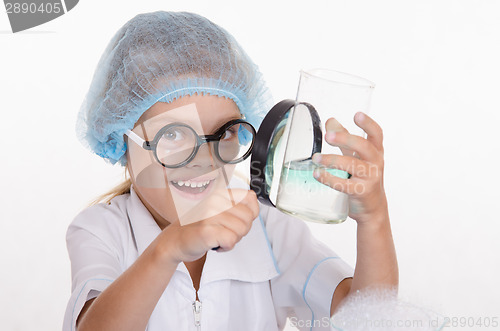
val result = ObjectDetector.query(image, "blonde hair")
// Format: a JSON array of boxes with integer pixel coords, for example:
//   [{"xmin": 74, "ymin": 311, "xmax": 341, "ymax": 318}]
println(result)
[{"xmin": 89, "ymin": 168, "xmax": 132, "ymax": 206}]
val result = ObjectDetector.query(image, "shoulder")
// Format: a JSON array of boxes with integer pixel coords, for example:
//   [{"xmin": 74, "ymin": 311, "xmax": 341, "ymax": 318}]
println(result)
[
  {"xmin": 70, "ymin": 194, "xmax": 130, "ymax": 229},
  {"xmin": 67, "ymin": 193, "xmax": 133, "ymax": 250}
]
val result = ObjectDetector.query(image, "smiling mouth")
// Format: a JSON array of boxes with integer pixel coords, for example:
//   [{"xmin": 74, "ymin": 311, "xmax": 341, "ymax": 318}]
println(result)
[{"xmin": 170, "ymin": 179, "xmax": 215, "ymax": 194}]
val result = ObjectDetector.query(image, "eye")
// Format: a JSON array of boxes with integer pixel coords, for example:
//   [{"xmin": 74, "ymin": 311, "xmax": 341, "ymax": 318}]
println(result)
[
  {"xmin": 157, "ymin": 126, "xmax": 195, "ymax": 151},
  {"xmin": 162, "ymin": 128, "xmax": 185, "ymax": 141},
  {"xmin": 221, "ymin": 125, "xmax": 239, "ymax": 141}
]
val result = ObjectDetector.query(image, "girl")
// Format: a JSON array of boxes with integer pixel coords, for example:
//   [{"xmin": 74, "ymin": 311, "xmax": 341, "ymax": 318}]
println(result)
[{"xmin": 64, "ymin": 11, "xmax": 398, "ymax": 331}]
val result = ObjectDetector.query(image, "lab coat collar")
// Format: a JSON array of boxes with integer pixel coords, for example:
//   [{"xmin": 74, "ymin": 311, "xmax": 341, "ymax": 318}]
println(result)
[{"xmin": 126, "ymin": 183, "xmax": 279, "ymax": 284}]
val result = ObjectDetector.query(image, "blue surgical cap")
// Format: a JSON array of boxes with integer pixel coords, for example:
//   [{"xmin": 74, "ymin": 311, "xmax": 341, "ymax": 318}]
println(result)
[{"xmin": 77, "ymin": 11, "xmax": 273, "ymax": 165}]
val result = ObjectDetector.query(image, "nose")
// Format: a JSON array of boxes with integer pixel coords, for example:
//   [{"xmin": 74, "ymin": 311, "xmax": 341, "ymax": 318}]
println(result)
[{"xmin": 187, "ymin": 141, "xmax": 217, "ymax": 168}]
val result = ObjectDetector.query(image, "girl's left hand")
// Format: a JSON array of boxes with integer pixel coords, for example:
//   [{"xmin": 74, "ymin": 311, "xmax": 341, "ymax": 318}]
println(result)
[{"xmin": 312, "ymin": 112, "xmax": 387, "ymax": 225}]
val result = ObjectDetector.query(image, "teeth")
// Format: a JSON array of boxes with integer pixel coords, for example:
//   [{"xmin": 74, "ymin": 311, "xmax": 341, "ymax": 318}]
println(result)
[{"xmin": 173, "ymin": 179, "xmax": 212, "ymax": 187}]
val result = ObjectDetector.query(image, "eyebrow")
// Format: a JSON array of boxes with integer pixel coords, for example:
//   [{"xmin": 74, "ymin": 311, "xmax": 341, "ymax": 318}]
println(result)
[
  {"xmin": 140, "ymin": 115, "xmax": 178, "ymax": 126},
  {"xmin": 211, "ymin": 116, "xmax": 242, "ymax": 133},
  {"xmin": 139, "ymin": 115, "xmax": 243, "ymax": 140}
]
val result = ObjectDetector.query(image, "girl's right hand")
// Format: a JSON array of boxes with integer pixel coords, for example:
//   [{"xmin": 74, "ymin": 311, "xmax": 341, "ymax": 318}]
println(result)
[{"xmin": 156, "ymin": 189, "xmax": 259, "ymax": 264}]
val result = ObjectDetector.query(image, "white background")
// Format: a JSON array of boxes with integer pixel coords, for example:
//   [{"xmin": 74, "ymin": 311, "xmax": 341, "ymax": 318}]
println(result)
[{"xmin": 1, "ymin": 1, "xmax": 499, "ymax": 330}]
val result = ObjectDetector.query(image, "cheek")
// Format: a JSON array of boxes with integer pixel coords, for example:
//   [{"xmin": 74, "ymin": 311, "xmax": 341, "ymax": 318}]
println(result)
[
  {"xmin": 127, "ymin": 143, "xmax": 171, "ymax": 189},
  {"xmin": 127, "ymin": 150, "xmax": 180, "ymax": 222},
  {"xmin": 127, "ymin": 143, "xmax": 156, "ymax": 183}
]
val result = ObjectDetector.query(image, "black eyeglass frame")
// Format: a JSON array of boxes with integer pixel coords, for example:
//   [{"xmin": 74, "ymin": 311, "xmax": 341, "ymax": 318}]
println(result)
[{"xmin": 130, "ymin": 119, "xmax": 256, "ymax": 168}]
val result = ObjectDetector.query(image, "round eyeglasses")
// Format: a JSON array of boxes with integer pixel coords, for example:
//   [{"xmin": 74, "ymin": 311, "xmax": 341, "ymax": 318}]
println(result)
[{"xmin": 125, "ymin": 119, "xmax": 256, "ymax": 168}]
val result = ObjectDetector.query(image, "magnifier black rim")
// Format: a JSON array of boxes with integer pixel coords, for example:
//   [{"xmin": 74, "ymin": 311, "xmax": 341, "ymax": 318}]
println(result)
[
  {"xmin": 250, "ymin": 99, "xmax": 323, "ymax": 206},
  {"xmin": 250, "ymin": 99, "xmax": 296, "ymax": 206}
]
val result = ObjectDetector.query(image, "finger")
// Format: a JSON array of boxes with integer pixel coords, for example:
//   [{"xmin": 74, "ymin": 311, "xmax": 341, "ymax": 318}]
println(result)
[
  {"xmin": 199, "ymin": 219, "xmax": 242, "ymax": 252},
  {"xmin": 325, "ymin": 117, "xmax": 349, "ymax": 133},
  {"xmin": 325, "ymin": 118, "xmax": 353, "ymax": 156},
  {"xmin": 325, "ymin": 130, "xmax": 381, "ymax": 163},
  {"xmin": 199, "ymin": 190, "xmax": 258, "ymax": 230},
  {"xmin": 229, "ymin": 189, "xmax": 260, "ymax": 220},
  {"xmin": 206, "ymin": 210, "xmax": 254, "ymax": 251},
  {"xmin": 211, "ymin": 229, "xmax": 240, "ymax": 252},
  {"xmin": 312, "ymin": 168, "xmax": 363, "ymax": 195},
  {"xmin": 354, "ymin": 112, "xmax": 384, "ymax": 153},
  {"xmin": 224, "ymin": 202, "xmax": 257, "ymax": 228},
  {"xmin": 206, "ymin": 191, "xmax": 258, "ymax": 236},
  {"xmin": 312, "ymin": 153, "xmax": 376, "ymax": 178},
  {"xmin": 224, "ymin": 188, "xmax": 249, "ymax": 205}
]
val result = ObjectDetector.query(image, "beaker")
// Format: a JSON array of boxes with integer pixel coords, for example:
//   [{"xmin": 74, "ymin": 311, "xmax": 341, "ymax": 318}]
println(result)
[{"xmin": 275, "ymin": 69, "xmax": 375, "ymax": 224}]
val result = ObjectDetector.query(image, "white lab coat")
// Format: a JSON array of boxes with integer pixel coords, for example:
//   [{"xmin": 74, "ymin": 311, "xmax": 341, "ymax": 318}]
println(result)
[{"xmin": 63, "ymin": 179, "xmax": 353, "ymax": 331}]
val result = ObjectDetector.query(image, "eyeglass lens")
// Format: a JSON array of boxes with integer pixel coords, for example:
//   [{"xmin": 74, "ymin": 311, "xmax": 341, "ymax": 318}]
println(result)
[{"xmin": 155, "ymin": 122, "xmax": 254, "ymax": 166}]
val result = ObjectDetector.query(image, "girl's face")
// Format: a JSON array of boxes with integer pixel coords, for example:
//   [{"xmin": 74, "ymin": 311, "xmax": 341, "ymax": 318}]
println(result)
[{"xmin": 126, "ymin": 94, "xmax": 242, "ymax": 229}]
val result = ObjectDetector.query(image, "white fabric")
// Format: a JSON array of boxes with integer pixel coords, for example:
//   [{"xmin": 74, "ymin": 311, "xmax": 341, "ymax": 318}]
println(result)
[{"xmin": 63, "ymin": 179, "xmax": 353, "ymax": 331}]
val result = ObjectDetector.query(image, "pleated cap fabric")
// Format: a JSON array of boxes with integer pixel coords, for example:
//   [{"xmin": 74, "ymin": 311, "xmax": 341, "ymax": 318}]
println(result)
[{"xmin": 77, "ymin": 11, "xmax": 272, "ymax": 165}]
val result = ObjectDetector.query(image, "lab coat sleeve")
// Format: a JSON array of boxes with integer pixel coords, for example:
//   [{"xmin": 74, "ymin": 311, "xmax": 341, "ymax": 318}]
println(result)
[
  {"xmin": 62, "ymin": 203, "xmax": 127, "ymax": 331},
  {"xmin": 262, "ymin": 205, "xmax": 354, "ymax": 331}
]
